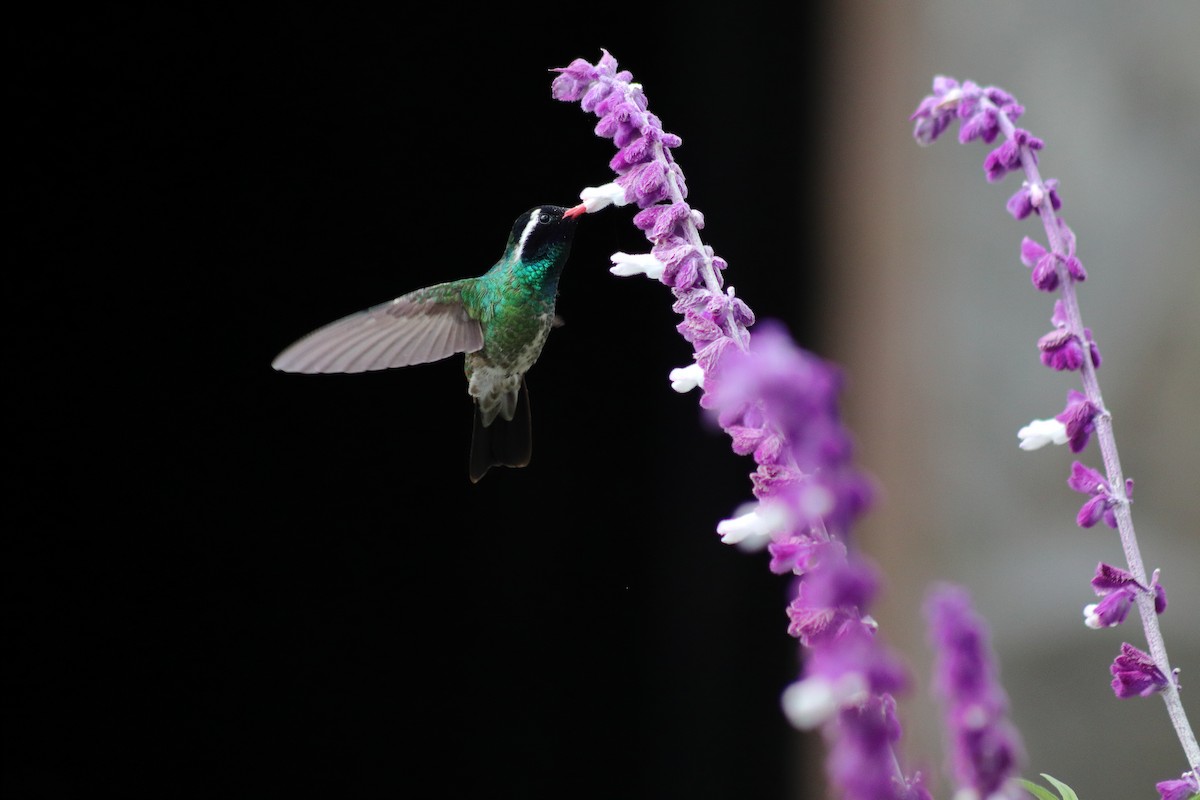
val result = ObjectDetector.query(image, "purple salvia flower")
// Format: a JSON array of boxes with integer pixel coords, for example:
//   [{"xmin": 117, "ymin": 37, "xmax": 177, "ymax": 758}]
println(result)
[
  {"xmin": 1020, "ymin": 230, "xmax": 1084, "ymax": 295},
  {"xmin": 549, "ymin": 56, "xmax": 604, "ymax": 103},
  {"xmin": 711, "ymin": 323, "xmax": 876, "ymax": 539},
  {"xmin": 1055, "ymin": 389, "xmax": 1099, "ymax": 453},
  {"xmin": 1111, "ymin": 642, "xmax": 1170, "ymax": 698},
  {"xmin": 1067, "ymin": 460, "xmax": 1132, "ymax": 529},
  {"xmin": 1038, "ymin": 299, "xmax": 1101, "ymax": 371},
  {"xmin": 1085, "ymin": 563, "xmax": 1167, "ymax": 629},
  {"xmin": 910, "ymin": 75, "xmax": 965, "ymax": 146},
  {"xmin": 768, "ymin": 536, "xmax": 846, "ymax": 577},
  {"xmin": 825, "ymin": 695, "xmax": 933, "ymax": 800},
  {"xmin": 1056, "ymin": 219, "xmax": 1089, "ymax": 282},
  {"xmin": 785, "ymin": 556, "xmax": 880, "ymax": 647},
  {"xmin": 1037, "ymin": 325, "xmax": 1084, "ymax": 370},
  {"xmin": 783, "ymin": 608, "xmax": 907, "ymax": 724},
  {"xmin": 1084, "ymin": 587, "xmax": 1137, "ymax": 630},
  {"xmin": 1019, "ymin": 229, "xmax": 1087, "ymax": 293},
  {"xmin": 983, "ymin": 128, "xmax": 1043, "ymax": 183},
  {"xmin": 926, "ymin": 585, "xmax": 1025, "ymax": 800},
  {"xmin": 1152, "ymin": 571, "xmax": 1169, "ymax": 615},
  {"xmin": 914, "ymin": 73, "xmax": 1200, "ymax": 791},
  {"xmin": 1156, "ymin": 770, "xmax": 1200, "ymax": 800},
  {"xmin": 959, "ymin": 105, "xmax": 1000, "ymax": 145},
  {"xmin": 1019, "ymin": 236, "xmax": 1060, "ymax": 292},
  {"xmin": 1006, "ymin": 177, "xmax": 1062, "ymax": 220},
  {"xmin": 1016, "ymin": 388, "xmax": 1099, "ymax": 452}
]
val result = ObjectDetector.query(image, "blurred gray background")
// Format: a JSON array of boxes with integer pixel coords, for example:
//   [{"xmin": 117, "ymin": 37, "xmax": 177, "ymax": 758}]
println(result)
[{"xmin": 818, "ymin": 2, "xmax": 1199, "ymax": 797}]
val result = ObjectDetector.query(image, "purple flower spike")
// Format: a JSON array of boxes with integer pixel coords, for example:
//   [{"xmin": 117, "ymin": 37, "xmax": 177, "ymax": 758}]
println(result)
[
  {"xmin": 926, "ymin": 585, "xmax": 1024, "ymax": 799},
  {"xmin": 1055, "ymin": 389, "xmax": 1099, "ymax": 453},
  {"xmin": 1156, "ymin": 771, "xmax": 1199, "ymax": 800},
  {"xmin": 914, "ymin": 72, "xmax": 1200, "ymax": 790},
  {"xmin": 1111, "ymin": 642, "xmax": 1170, "ymax": 698}
]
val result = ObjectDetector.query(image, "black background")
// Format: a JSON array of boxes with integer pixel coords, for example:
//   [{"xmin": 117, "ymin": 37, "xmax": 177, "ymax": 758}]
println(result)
[{"xmin": 10, "ymin": 6, "xmax": 829, "ymax": 798}]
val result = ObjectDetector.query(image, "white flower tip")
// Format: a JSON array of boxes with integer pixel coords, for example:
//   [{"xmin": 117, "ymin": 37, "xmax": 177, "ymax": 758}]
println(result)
[
  {"xmin": 781, "ymin": 673, "xmax": 868, "ymax": 730},
  {"xmin": 609, "ymin": 251, "xmax": 665, "ymax": 280},
  {"xmin": 578, "ymin": 182, "xmax": 629, "ymax": 213},
  {"xmin": 715, "ymin": 503, "xmax": 787, "ymax": 546},
  {"xmin": 1017, "ymin": 418, "xmax": 1068, "ymax": 451},
  {"xmin": 715, "ymin": 513, "xmax": 757, "ymax": 545},
  {"xmin": 935, "ymin": 87, "xmax": 964, "ymax": 109},
  {"xmin": 781, "ymin": 679, "xmax": 835, "ymax": 729},
  {"xmin": 1029, "ymin": 181, "xmax": 1046, "ymax": 208},
  {"xmin": 1083, "ymin": 603, "xmax": 1103, "ymax": 629},
  {"xmin": 668, "ymin": 364, "xmax": 704, "ymax": 393}
]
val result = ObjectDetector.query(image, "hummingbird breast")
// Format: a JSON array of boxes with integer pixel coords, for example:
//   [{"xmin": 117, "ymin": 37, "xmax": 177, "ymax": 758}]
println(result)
[{"xmin": 465, "ymin": 290, "xmax": 556, "ymax": 426}]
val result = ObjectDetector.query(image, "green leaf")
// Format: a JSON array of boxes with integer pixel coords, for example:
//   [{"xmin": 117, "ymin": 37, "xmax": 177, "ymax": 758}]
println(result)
[
  {"xmin": 1016, "ymin": 778, "xmax": 1062, "ymax": 800},
  {"xmin": 1016, "ymin": 774, "xmax": 1081, "ymax": 800},
  {"xmin": 1040, "ymin": 774, "xmax": 1080, "ymax": 800}
]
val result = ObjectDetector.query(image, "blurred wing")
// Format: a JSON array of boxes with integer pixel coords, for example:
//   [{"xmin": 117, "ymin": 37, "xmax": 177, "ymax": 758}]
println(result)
[{"xmin": 271, "ymin": 283, "xmax": 483, "ymax": 374}]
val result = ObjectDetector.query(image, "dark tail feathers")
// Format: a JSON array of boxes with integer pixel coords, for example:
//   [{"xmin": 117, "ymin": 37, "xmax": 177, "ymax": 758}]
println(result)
[{"xmin": 469, "ymin": 379, "xmax": 532, "ymax": 482}]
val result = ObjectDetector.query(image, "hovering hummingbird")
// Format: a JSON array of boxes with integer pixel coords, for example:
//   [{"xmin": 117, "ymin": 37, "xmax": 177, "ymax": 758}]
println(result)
[{"xmin": 272, "ymin": 204, "xmax": 585, "ymax": 482}]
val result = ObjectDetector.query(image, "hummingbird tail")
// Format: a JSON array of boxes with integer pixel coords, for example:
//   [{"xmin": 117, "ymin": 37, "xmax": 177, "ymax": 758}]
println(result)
[{"xmin": 469, "ymin": 379, "xmax": 532, "ymax": 483}]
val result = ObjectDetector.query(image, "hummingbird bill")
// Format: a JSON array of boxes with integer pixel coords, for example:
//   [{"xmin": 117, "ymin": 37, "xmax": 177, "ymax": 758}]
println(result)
[{"xmin": 272, "ymin": 204, "xmax": 585, "ymax": 482}]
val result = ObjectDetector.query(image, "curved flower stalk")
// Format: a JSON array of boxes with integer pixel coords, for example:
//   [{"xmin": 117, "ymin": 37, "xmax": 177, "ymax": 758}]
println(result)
[
  {"xmin": 554, "ymin": 51, "xmax": 929, "ymax": 799},
  {"xmin": 911, "ymin": 75, "xmax": 1200, "ymax": 795}
]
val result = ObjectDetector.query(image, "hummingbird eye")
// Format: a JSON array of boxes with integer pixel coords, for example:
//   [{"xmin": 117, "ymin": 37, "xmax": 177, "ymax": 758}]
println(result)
[{"xmin": 539, "ymin": 213, "xmax": 552, "ymax": 224}]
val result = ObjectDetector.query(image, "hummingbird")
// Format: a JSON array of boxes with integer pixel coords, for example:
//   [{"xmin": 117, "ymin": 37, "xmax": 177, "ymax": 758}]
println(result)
[{"xmin": 271, "ymin": 204, "xmax": 585, "ymax": 482}]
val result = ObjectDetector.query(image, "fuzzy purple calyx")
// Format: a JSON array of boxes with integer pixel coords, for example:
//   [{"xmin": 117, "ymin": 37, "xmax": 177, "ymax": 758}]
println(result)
[
  {"xmin": 1084, "ymin": 563, "xmax": 1167, "ymax": 629},
  {"xmin": 1068, "ymin": 461, "xmax": 1132, "ymax": 529},
  {"xmin": 1156, "ymin": 771, "xmax": 1199, "ymax": 800},
  {"xmin": 1055, "ymin": 390, "xmax": 1099, "ymax": 453},
  {"xmin": 1111, "ymin": 642, "xmax": 1170, "ymax": 698}
]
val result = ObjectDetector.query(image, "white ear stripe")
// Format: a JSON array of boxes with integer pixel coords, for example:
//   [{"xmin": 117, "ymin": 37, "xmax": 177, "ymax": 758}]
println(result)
[{"xmin": 512, "ymin": 206, "xmax": 542, "ymax": 263}]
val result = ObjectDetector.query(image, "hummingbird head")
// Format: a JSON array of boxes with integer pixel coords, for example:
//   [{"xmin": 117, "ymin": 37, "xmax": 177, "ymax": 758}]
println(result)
[{"xmin": 508, "ymin": 205, "xmax": 579, "ymax": 266}]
